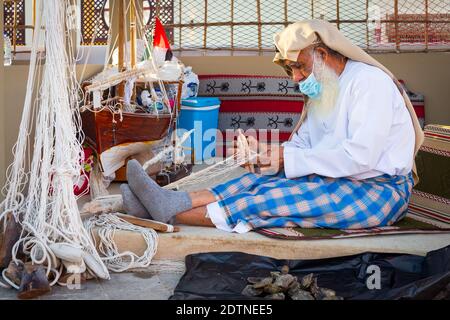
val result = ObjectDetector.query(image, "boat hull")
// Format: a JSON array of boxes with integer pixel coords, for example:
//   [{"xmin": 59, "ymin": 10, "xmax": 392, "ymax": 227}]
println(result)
[{"xmin": 81, "ymin": 109, "xmax": 172, "ymax": 156}]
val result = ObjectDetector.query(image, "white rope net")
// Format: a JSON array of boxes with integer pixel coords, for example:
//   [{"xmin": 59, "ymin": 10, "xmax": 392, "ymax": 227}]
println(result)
[{"xmin": 0, "ymin": 0, "xmax": 112, "ymax": 287}]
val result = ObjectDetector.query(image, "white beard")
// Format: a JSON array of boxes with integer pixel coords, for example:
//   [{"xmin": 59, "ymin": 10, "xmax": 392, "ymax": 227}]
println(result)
[{"xmin": 306, "ymin": 56, "xmax": 340, "ymax": 119}]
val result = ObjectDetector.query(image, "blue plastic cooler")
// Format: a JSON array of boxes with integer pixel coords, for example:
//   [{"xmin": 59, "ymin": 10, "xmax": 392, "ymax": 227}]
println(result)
[{"xmin": 178, "ymin": 97, "xmax": 221, "ymax": 162}]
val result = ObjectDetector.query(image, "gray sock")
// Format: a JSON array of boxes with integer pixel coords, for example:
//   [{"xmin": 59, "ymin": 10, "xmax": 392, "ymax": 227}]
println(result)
[
  {"xmin": 126, "ymin": 159, "xmax": 192, "ymax": 223},
  {"xmin": 120, "ymin": 184, "xmax": 151, "ymax": 219}
]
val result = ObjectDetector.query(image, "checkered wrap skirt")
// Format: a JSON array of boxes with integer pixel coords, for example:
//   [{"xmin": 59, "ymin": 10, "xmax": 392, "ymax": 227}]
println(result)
[{"xmin": 208, "ymin": 172, "xmax": 414, "ymax": 230}]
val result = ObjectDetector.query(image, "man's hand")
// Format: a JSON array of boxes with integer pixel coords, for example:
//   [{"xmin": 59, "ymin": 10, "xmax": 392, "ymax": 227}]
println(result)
[
  {"xmin": 257, "ymin": 140, "xmax": 284, "ymax": 175},
  {"xmin": 227, "ymin": 134, "xmax": 284, "ymax": 175}
]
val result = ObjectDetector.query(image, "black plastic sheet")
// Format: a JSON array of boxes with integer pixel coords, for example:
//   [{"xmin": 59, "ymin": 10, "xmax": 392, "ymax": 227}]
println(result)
[{"xmin": 170, "ymin": 245, "xmax": 450, "ymax": 300}]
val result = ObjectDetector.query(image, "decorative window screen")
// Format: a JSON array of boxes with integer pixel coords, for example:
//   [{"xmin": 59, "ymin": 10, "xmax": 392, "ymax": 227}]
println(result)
[
  {"xmin": 145, "ymin": 0, "xmax": 175, "ymax": 43},
  {"xmin": 168, "ymin": 0, "xmax": 449, "ymax": 52},
  {"xmin": 80, "ymin": 0, "xmax": 450, "ymax": 52},
  {"xmin": 80, "ymin": 0, "xmax": 110, "ymax": 45},
  {"xmin": 80, "ymin": 0, "xmax": 174, "ymax": 45},
  {"xmin": 3, "ymin": 0, "xmax": 26, "ymax": 46}
]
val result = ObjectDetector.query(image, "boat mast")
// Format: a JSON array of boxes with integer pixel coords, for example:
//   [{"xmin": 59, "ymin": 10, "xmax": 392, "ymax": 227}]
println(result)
[
  {"xmin": 117, "ymin": 0, "xmax": 137, "ymax": 99},
  {"xmin": 130, "ymin": 0, "xmax": 137, "ymax": 69},
  {"xmin": 117, "ymin": 0, "xmax": 125, "ymax": 97}
]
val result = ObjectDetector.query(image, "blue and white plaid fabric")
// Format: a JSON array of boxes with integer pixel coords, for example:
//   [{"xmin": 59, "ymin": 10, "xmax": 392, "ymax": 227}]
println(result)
[{"xmin": 208, "ymin": 172, "xmax": 414, "ymax": 230}]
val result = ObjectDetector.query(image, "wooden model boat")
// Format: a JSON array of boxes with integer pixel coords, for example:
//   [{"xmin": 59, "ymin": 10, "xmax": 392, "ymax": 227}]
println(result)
[
  {"xmin": 79, "ymin": 0, "xmax": 184, "ymax": 179},
  {"xmin": 81, "ymin": 96, "xmax": 175, "ymax": 157}
]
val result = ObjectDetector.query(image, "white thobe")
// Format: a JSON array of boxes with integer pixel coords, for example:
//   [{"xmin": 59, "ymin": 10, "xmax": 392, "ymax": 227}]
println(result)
[{"xmin": 283, "ymin": 60, "xmax": 415, "ymax": 180}]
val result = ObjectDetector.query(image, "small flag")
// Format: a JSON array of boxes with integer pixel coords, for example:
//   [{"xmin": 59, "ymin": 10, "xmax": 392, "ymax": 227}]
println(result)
[{"xmin": 151, "ymin": 17, "xmax": 173, "ymax": 67}]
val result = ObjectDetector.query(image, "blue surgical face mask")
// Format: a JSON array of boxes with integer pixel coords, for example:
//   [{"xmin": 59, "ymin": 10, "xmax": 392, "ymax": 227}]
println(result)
[{"xmin": 298, "ymin": 54, "xmax": 322, "ymax": 99}]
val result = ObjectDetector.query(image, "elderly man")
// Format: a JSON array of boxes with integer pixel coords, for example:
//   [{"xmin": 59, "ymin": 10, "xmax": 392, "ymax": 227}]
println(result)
[{"xmin": 120, "ymin": 20, "xmax": 424, "ymax": 233}]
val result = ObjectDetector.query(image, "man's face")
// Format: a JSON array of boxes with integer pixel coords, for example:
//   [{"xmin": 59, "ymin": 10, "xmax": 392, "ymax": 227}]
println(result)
[
  {"xmin": 283, "ymin": 46, "xmax": 341, "ymax": 118},
  {"xmin": 284, "ymin": 46, "xmax": 315, "ymax": 83}
]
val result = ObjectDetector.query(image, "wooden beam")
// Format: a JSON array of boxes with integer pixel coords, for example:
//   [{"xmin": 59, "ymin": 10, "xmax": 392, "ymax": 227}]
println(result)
[
  {"xmin": 118, "ymin": 0, "xmax": 125, "ymax": 71},
  {"xmin": 203, "ymin": 0, "xmax": 207, "ymax": 49},
  {"xmin": 256, "ymin": 0, "xmax": 262, "ymax": 51},
  {"xmin": 117, "ymin": 0, "xmax": 125, "ymax": 97},
  {"xmin": 113, "ymin": 213, "xmax": 180, "ymax": 233},
  {"xmin": 130, "ymin": 0, "xmax": 137, "ymax": 69},
  {"xmin": 32, "ymin": 0, "xmax": 36, "ymax": 36}
]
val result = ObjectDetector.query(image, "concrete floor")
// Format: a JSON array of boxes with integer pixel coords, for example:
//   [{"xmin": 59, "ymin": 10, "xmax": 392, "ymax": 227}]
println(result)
[{"xmin": 0, "ymin": 268, "xmax": 184, "ymax": 300}]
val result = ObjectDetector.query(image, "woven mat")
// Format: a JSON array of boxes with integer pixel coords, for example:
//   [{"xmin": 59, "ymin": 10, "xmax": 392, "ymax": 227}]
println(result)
[{"xmin": 254, "ymin": 216, "xmax": 450, "ymax": 240}]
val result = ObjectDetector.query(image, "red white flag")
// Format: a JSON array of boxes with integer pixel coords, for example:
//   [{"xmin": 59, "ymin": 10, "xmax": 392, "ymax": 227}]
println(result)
[{"xmin": 152, "ymin": 17, "xmax": 173, "ymax": 67}]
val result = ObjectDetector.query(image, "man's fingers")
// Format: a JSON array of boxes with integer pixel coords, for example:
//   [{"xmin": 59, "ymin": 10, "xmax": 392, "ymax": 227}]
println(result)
[
  {"xmin": 227, "ymin": 147, "xmax": 236, "ymax": 157},
  {"xmin": 247, "ymin": 135, "xmax": 257, "ymax": 143},
  {"xmin": 259, "ymin": 166, "xmax": 280, "ymax": 176},
  {"xmin": 258, "ymin": 152, "xmax": 272, "ymax": 166},
  {"xmin": 259, "ymin": 141, "xmax": 269, "ymax": 154}
]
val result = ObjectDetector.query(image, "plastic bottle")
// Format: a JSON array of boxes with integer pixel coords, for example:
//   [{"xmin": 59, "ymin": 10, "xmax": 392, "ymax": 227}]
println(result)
[
  {"xmin": 3, "ymin": 34, "xmax": 12, "ymax": 66},
  {"xmin": 182, "ymin": 66, "xmax": 199, "ymax": 99}
]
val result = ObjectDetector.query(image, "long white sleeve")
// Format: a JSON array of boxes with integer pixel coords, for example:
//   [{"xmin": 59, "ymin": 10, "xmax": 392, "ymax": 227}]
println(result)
[
  {"xmin": 282, "ymin": 116, "xmax": 311, "ymax": 149},
  {"xmin": 283, "ymin": 68, "xmax": 396, "ymax": 179}
]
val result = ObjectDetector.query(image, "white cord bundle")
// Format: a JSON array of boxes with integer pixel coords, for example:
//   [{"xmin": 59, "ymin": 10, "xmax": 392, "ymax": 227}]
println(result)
[
  {"xmin": 84, "ymin": 214, "xmax": 158, "ymax": 273},
  {"xmin": 0, "ymin": 0, "xmax": 109, "ymax": 286},
  {"xmin": 163, "ymin": 136, "xmax": 259, "ymax": 190}
]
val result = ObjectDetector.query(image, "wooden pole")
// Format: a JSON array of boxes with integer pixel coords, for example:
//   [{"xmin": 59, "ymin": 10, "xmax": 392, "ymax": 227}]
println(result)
[
  {"xmin": 256, "ymin": 0, "xmax": 262, "ymax": 51},
  {"xmin": 130, "ymin": 0, "xmax": 137, "ymax": 68},
  {"xmin": 365, "ymin": 0, "xmax": 369, "ymax": 50},
  {"xmin": 203, "ymin": 0, "xmax": 207, "ymax": 50},
  {"xmin": 231, "ymin": 0, "xmax": 234, "ymax": 50},
  {"xmin": 394, "ymin": 0, "xmax": 400, "ymax": 52},
  {"xmin": 32, "ymin": 0, "xmax": 36, "ymax": 36},
  {"xmin": 178, "ymin": 0, "xmax": 182, "ymax": 48},
  {"xmin": 284, "ymin": 0, "xmax": 288, "ymax": 27},
  {"xmin": 424, "ymin": 0, "xmax": 429, "ymax": 52},
  {"xmin": 118, "ymin": 0, "xmax": 125, "ymax": 97},
  {"xmin": 336, "ymin": 0, "xmax": 340, "ymax": 29},
  {"xmin": 114, "ymin": 213, "xmax": 180, "ymax": 232},
  {"xmin": 118, "ymin": 0, "xmax": 125, "ymax": 72},
  {"xmin": 135, "ymin": 0, "xmax": 144, "ymax": 40}
]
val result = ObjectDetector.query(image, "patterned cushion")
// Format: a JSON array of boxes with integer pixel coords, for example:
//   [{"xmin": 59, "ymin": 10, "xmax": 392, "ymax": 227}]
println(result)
[
  {"xmin": 198, "ymin": 75, "xmax": 304, "ymax": 155},
  {"xmin": 399, "ymin": 80, "xmax": 425, "ymax": 129},
  {"xmin": 408, "ymin": 125, "xmax": 450, "ymax": 226}
]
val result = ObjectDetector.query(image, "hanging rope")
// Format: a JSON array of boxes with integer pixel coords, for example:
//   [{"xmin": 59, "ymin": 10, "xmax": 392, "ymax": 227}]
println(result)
[{"xmin": 0, "ymin": 0, "xmax": 109, "ymax": 287}]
